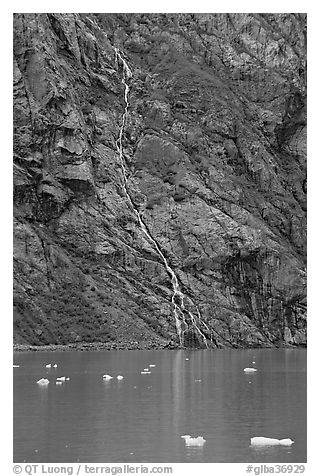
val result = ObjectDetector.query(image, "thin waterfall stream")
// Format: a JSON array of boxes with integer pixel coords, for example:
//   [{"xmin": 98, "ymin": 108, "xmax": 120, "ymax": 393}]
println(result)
[{"xmin": 114, "ymin": 48, "xmax": 210, "ymax": 348}]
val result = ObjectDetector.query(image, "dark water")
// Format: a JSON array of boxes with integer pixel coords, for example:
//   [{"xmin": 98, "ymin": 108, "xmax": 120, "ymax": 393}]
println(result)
[{"xmin": 13, "ymin": 348, "xmax": 306, "ymax": 463}]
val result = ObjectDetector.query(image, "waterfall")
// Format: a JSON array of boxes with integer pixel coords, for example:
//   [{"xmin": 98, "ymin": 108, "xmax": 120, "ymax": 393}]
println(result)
[{"xmin": 114, "ymin": 48, "xmax": 210, "ymax": 348}]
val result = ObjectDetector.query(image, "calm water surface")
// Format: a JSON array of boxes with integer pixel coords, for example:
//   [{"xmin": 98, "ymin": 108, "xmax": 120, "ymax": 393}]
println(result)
[{"xmin": 13, "ymin": 348, "xmax": 306, "ymax": 463}]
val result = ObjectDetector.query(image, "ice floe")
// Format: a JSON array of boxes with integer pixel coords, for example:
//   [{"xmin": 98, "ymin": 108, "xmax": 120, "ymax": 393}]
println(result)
[
  {"xmin": 181, "ymin": 435, "xmax": 206, "ymax": 446},
  {"xmin": 103, "ymin": 374, "xmax": 113, "ymax": 380},
  {"xmin": 250, "ymin": 437, "xmax": 294, "ymax": 446}
]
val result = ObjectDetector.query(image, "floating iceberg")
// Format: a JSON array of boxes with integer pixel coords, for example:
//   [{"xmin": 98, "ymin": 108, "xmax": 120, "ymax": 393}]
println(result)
[
  {"xmin": 53, "ymin": 364, "xmax": 58, "ymax": 368},
  {"xmin": 244, "ymin": 368, "xmax": 257, "ymax": 373},
  {"xmin": 56, "ymin": 376, "xmax": 66, "ymax": 382},
  {"xmin": 250, "ymin": 437, "xmax": 294, "ymax": 447},
  {"xmin": 181, "ymin": 435, "xmax": 206, "ymax": 446},
  {"xmin": 141, "ymin": 371, "xmax": 151, "ymax": 375},
  {"xmin": 56, "ymin": 381, "xmax": 62, "ymax": 385},
  {"xmin": 103, "ymin": 374, "xmax": 113, "ymax": 380},
  {"xmin": 149, "ymin": 364, "xmax": 156, "ymax": 368},
  {"xmin": 117, "ymin": 375, "xmax": 124, "ymax": 380},
  {"xmin": 45, "ymin": 364, "xmax": 51, "ymax": 368},
  {"xmin": 37, "ymin": 378, "xmax": 49, "ymax": 385},
  {"xmin": 13, "ymin": 365, "xmax": 20, "ymax": 368},
  {"xmin": 143, "ymin": 368, "xmax": 149, "ymax": 371}
]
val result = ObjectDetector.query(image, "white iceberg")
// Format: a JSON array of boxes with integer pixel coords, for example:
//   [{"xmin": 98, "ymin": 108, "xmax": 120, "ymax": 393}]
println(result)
[
  {"xmin": 13, "ymin": 365, "xmax": 20, "ymax": 368},
  {"xmin": 143, "ymin": 368, "xmax": 149, "ymax": 371},
  {"xmin": 244, "ymin": 368, "xmax": 257, "ymax": 373},
  {"xmin": 250, "ymin": 437, "xmax": 294, "ymax": 447},
  {"xmin": 149, "ymin": 364, "xmax": 156, "ymax": 368},
  {"xmin": 45, "ymin": 364, "xmax": 51, "ymax": 368},
  {"xmin": 56, "ymin": 376, "xmax": 66, "ymax": 382},
  {"xmin": 117, "ymin": 375, "xmax": 124, "ymax": 380},
  {"xmin": 56, "ymin": 381, "xmax": 62, "ymax": 385},
  {"xmin": 37, "ymin": 378, "xmax": 50, "ymax": 385},
  {"xmin": 103, "ymin": 374, "xmax": 113, "ymax": 380},
  {"xmin": 181, "ymin": 435, "xmax": 206, "ymax": 446},
  {"xmin": 141, "ymin": 371, "xmax": 151, "ymax": 374},
  {"xmin": 53, "ymin": 364, "xmax": 58, "ymax": 368}
]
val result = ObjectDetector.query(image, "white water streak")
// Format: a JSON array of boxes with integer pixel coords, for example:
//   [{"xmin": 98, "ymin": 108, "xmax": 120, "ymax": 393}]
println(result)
[{"xmin": 114, "ymin": 48, "xmax": 208, "ymax": 348}]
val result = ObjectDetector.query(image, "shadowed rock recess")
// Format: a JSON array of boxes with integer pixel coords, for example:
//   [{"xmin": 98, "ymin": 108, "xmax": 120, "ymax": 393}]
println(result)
[{"xmin": 13, "ymin": 13, "xmax": 306, "ymax": 349}]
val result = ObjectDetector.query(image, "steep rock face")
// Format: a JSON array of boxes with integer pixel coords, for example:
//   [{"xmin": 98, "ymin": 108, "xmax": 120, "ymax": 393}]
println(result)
[{"xmin": 13, "ymin": 13, "xmax": 307, "ymax": 348}]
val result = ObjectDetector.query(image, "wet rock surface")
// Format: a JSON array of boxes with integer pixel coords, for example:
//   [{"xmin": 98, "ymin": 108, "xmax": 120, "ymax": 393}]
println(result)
[{"xmin": 13, "ymin": 13, "xmax": 306, "ymax": 348}]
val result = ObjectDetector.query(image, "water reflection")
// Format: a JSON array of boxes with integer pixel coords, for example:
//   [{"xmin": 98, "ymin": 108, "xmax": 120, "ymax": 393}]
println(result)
[
  {"xmin": 184, "ymin": 446, "xmax": 205, "ymax": 463},
  {"xmin": 172, "ymin": 350, "xmax": 184, "ymax": 444}
]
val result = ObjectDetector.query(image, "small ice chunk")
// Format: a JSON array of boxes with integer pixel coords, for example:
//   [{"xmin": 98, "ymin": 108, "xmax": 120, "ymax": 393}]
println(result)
[
  {"xmin": 252, "ymin": 361, "xmax": 256, "ymax": 364},
  {"xmin": 117, "ymin": 375, "xmax": 124, "ymax": 380},
  {"xmin": 244, "ymin": 368, "xmax": 257, "ymax": 373},
  {"xmin": 56, "ymin": 376, "xmax": 66, "ymax": 381},
  {"xmin": 13, "ymin": 365, "xmax": 20, "ymax": 368},
  {"xmin": 185, "ymin": 358, "xmax": 189, "ymax": 361},
  {"xmin": 149, "ymin": 364, "xmax": 156, "ymax": 368},
  {"xmin": 143, "ymin": 368, "xmax": 149, "ymax": 371},
  {"xmin": 141, "ymin": 371, "xmax": 151, "ymax": 375},
  {"xmin": 250, "ymin": 437, "xmax": 294, "ymax": 447},
  {"xmin": 45, "ymin": 364, "xmax": 51, "ymax": 368},
  {"xmin": 103, "ymin": 374, "xmax": 113, "ymax": 380},
  {"xmin": 56, "ymin": 381, "xmax": 62, "ymax": 385},
  {"xmin": 37, "ymin": 378, "xmax": 49, "ymax": 385},
  {"xmin": 53, "ymin": 364, "xmax": 58, "ymax": 368},
  {"xmin": 66, "ymin": 377, "xmax": 70, "ymax": 381},
  {"xmin": 181, "ymin": 435, "xmax": 206, "ymax": 446}
]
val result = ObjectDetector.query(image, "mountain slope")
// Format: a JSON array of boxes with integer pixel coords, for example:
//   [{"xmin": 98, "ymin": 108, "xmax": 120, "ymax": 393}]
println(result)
[{"xmin": 13, "ymin": 13, "xmax": 307, "ymax": 348}]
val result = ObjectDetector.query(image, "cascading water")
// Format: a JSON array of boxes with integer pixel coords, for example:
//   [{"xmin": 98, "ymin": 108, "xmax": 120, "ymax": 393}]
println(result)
[{"xmin": 114, "ymin": 47, "xmax": 210, "ymax": 348}]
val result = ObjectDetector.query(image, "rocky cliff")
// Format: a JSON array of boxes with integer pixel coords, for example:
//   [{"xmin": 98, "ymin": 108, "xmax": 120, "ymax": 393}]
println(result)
[{"xmin": 13, "ymin": 13, "xmax": 307, "ymax": 348}]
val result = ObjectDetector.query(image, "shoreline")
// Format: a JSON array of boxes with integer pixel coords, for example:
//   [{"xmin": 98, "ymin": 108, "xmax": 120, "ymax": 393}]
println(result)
[
  {"xmin": 13, "ymin": 341, "xmax": 179, "ymax": 352},
  {"xmin": 13, "ymin": 341, "xmax": 305, "ymax": 352}
]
